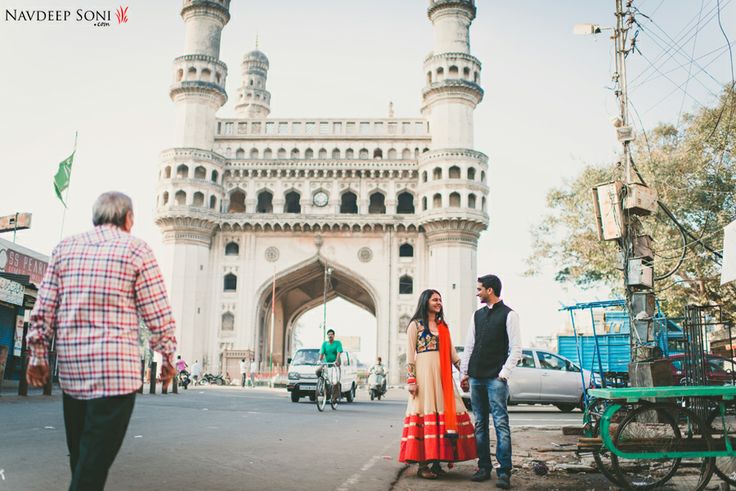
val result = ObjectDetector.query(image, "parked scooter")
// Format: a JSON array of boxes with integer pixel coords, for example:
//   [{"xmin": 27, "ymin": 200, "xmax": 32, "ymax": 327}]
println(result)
[
  {"xmin": 197, "ymin": 373, "xmax": 226, "ymax": 386},
  {"xmin": 178, "ymin": 370, "xmax": 191, "ymax": 390},
  {"xmin": 368, "ymin": 364, "xmax": 387, "ymax": 401}
]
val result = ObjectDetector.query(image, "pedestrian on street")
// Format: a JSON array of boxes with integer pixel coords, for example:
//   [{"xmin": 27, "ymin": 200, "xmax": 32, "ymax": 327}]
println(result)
[
  {"xmin": 399, "ymin": 289, "xmax": 477, "ymax": 479},
  {"xmin": 190, "ymin": 359, "xmax": 202, "ymax": 385},
  {"xmin": 25, "ymin": 191, "xmax": 177, "ymax": 491},
  {"xmin": 249, "ymin": 359, "xmax": 257, "ymax": 387},
  {"xmin": 460, "ymin": 274, "xmax": 522, "ymax": 489},
  {"xmin": 240, "ymin": 358, "xmax": 248, "ymax": 388}
]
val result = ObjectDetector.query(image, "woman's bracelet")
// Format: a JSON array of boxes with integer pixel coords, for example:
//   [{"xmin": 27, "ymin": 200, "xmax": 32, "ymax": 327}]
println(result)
[{"xmin": 407, "ymin": 376, "xmax": 416, "ymax": 385}]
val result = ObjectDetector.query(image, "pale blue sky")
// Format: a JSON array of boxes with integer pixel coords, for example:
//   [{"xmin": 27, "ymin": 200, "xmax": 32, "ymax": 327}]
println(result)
[{"xmin": 0, "ymin": 1, "xmax": 733, "ymax": 353}]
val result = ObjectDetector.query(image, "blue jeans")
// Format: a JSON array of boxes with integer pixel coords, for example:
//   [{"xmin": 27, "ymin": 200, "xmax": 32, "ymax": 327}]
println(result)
[{"xmin": 471, "ymin": 377, "xmax": 511, "ymax": 477}]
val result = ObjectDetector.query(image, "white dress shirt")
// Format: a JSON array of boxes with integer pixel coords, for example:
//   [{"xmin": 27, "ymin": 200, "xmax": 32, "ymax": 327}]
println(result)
[{"xmin": 460, "ymin": 301, "xmax": 522, "ymax": 381}]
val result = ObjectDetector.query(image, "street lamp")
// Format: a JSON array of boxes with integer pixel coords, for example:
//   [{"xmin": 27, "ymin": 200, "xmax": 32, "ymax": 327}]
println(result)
[{"xmin": 322, "ymin": 265, "xmax": 333, "ymax": 341}]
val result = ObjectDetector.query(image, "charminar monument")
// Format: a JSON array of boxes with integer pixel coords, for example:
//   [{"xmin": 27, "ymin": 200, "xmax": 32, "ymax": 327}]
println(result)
[{"xmin": 156, "ymin": 0, "xmax": 488, "ymax": 384}]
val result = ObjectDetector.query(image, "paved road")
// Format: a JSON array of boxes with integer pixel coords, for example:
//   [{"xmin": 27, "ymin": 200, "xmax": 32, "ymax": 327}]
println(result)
[{"xmin": 0, "ymin": 386, "xmax": 583, "ymax": 491}]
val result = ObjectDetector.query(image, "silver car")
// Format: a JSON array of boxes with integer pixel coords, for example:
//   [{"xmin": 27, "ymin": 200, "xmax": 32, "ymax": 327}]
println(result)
[{"xmin": 455, "ymin": 347, "xmax": 591, "ymax": 413}]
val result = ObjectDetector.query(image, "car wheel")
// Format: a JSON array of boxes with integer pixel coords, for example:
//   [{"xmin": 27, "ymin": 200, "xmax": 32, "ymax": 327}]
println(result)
[
  {"xmin": 346, "ymin": 384, "xmax": 355, "ymax": 403},
  {"xmin": 556, "ymin": 403, "xmax": 577, "ymax": 413},
  {"xmin": 290, "ymin": 391, "xmax": 300, "ymax": 403}
]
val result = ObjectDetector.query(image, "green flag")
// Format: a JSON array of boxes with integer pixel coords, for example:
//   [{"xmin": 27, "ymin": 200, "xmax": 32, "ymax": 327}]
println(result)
[{"xmin": 53, "ymin": 152, "xmax": 74, "ymax": 207}]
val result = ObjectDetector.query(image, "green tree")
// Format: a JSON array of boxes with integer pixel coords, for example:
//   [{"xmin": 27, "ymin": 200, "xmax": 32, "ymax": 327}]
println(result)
[{"xmin": 527, "ymin": 86, "xmax": 736, "ymax": 317}]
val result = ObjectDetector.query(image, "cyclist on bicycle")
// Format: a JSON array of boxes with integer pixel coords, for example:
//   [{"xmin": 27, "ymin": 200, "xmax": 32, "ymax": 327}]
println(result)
[{"xmin": 319, "ymin": 329, "xmax": 343, "ymax": 401}]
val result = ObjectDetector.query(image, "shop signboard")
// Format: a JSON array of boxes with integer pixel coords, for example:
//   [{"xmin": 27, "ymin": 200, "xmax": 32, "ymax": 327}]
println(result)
[
  {"xmin": 0, "ymin": 237, "xmax": 49, "ymax": 287},
  {"xmin": 0, "ymin": 277, "xmax": 23, "ymax": 306}
]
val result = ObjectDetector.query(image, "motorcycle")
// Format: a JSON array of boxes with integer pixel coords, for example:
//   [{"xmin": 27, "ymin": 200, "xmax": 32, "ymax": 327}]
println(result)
[
  {"xmin": 178, "ymin": 370, "xmax": 191, "ymax": 390},
  {"xmin": 197, "ymin": 373, "xmax": 226, "ymax": 386},
  {"xmin": 368, "ymin": 366, "xmax": 387, "ymax": 401}
]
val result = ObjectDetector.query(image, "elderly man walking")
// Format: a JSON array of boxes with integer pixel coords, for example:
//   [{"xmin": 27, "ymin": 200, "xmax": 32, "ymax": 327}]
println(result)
[{"xmin": 26, "ymin": 191, "xmax": 177, "ymax": 491}]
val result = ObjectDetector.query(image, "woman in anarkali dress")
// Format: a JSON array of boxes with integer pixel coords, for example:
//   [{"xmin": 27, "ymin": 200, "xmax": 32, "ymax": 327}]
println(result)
[{"xmin": 398, "ymin": 289, "xmax": 477, "ymax": 479}]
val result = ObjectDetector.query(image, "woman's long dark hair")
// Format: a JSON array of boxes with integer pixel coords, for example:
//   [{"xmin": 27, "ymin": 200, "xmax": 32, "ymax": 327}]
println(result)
[{"xmin": 409, "ymin": 289, "xmax": 445, "ymax": 333}]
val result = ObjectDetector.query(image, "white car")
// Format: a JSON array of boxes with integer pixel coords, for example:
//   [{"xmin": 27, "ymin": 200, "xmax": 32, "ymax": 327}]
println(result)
[
  {"xmin": 287, "ymin": 348, "xmax": 358, "ymax": 403},
  {"xmin": 455, "ymin": 347, "xmax": 591, "ymax": 413}
]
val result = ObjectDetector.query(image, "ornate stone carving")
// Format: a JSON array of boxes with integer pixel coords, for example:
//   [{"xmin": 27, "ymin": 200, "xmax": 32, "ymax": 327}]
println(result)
[
  {"xmin": 357, "ymin": 247, "xmax": 373, "ymax": 263},
  {"xmin": 264, "ymin": 246, "xmax": 279, "ymax": 262}
]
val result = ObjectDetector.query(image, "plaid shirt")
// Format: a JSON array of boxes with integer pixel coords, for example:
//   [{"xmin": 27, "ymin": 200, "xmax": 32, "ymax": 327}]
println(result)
[{"xmin": 27, "ymin": 225, "xmax": 177, "ymax": 399}]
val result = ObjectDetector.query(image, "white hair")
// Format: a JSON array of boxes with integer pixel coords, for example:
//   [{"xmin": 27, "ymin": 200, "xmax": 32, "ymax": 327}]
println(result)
[{"xmin": 92, "ymin": 191, "xmax": 133, "ymax": 227}]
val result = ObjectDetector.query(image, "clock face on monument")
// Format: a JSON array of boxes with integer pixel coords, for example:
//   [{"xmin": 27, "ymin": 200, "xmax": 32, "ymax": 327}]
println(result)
[{"xmin": 313, "ymin": 191, "xmax": 329, "ymax": 207}]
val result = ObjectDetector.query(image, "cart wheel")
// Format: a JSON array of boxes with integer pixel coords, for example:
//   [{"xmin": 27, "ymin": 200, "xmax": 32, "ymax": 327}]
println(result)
[
  {"xmin": 591, "ymin": 403, "xmax": 632, "ymax": 487},
  {"xmin": 708, "ymin": 403, "xmax": 736, "ymax": 486},
  {"xmin": 611, "ymin": 403, "xmax": 714, "ymax": 491}
]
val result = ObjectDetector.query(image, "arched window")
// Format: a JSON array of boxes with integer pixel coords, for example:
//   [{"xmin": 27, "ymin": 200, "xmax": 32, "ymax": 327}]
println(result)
[
  {"xmin": 228, "ymin": 190, "xmax": 246, "ymax": 213},
  {"xmin": 422, "ymin": 171, "xmax": 428, "ymax": 183},
  {"xmin": 332, "ymin": 148, "xmax": 341, "ymax": 159},
  {"xmin": 426, "ymin": 71, "xmax": 433, "ymax": 85},
  {"xmin": 263, "ymin": 148, "xmax": 273, "ymax": 159},
  {"xmin": 257, "ymin": 190, "xmax": 273, "ymax": 213},
  {"xmin": 176, "ymin": 165, "xmax": 188, "ymax": 179},
  {"xmin": 433, "ymin": 193, "xmax": 442, "ymax": 208},
  {"xmin": 318, "ymin": 148, "xmax": 327, "ymax": 159},
  {"xmin": 194, "ymin": 166, "xmax": 207, "ymax": 179},
  {"xmin": 201, "ymin": 68, "xmax": 211, "ymax": 81},
  {"xmin": 284, "ymin": 191, "xmax": 301, "ymax": 213},
  {"xmin": 176, "ymin": 69, "xmax": 183, "ymax": 82},
  {"xmin": 291, "ymin": 148, "xmax": 300, "ymax": 159},
  {"xmin": 467, "ymin": 167, "xmax": 476, "ymax": 180},
  {"xmin": 235, "ymin": 148, "xmax": 245, "ymax": 159},
  {"xmin": 482, "ymin": 196, "xmax": 487, "ymax": 211},
  {"xmin": 222, "ymin": 312, "xmax": 234, "ymax": 331},
  {"xmin": 277, "ymin": 148, "xmax": 286, "ymax": 159},
  {"xmin": 187, "ymin": 66, "xmax": 196, "ymax": 80},
  {"xmin": 368, "ymin": 192, "xmax": 386, "ymax": 214},
  {"xmin": 225, "ymin": 242, "xmax": 239, "ymax": 256},
  {"xmin": 399, "ymin": 243, "xmax": 414, "ymax": 257},
  {"xmin": 175, "ymin": 190, "xmax": 186, "ymax": 205},
  {"xmin": 359, "ymin": 148, "xmax": 369, "ymax": 159},
  {"xmin": 305, "ymin": 148, "xmax": 314, "ymax": 159},
  {"xmin": 468, "ymin": 193, "xmax": 477, "ymax": 209},
  {"xmin": 162, "ymin": 192, "xmax": 169, "ymax": 205},
  {"xmin": 164, "ymin": 166, "xmax": 171, "ymax": 178},
  {"xmin": 211, "ymin": 170, "xmax": 218, "ymax": 183},
  {"xmin": 449, "ymin": 192, "xmax": 461, "ymax": 207},
  {"xmin": 396, "ymin": 192, "xmax": 415, "ymax": 214},
  {"xmin": 449, "ymin": 166, "xmax": 461, "ymax": 179},
  {"xmin": 481, "ymin": 170, "xmax": 486, "ymax": 182},
  {"xmin": 340, "ymin": 191, "xmax": 358, "ymax": 214},
  {"xmin": 193, "ymin": 191, "xmax": 204, "ymax": 207},
  {"xmin": 436, "ymin": 67, "xmax": 444, "ymax": 82},
  {"xmin": 209, "ymin": 195, "xmax": 217, "ymax": 209},
  {"xmin": 401, "ymin": 148, "xmax": 411, "ymax": 160},
  {"xmin": 399, "ymin": 275, "xmax": 413, "ymax": 294},
  {"xmin": 449, "ymin": 65, "xmax": 459, "ymax": 77},
  {"xmin": 422, "ymin": 196, "xmax": 427, "ymax": 211},
  {"xmin": 250, "ymin": 148, "xmax": 259, "ymax": 159},
  {"xmin": 224, "ymin": 273, "xmax": 237, "ymax": 292},
  {"xmin": 345, "ymin": 148, "xmax": 354, "ymax": 159},
  {"xmin": 373, "ymin": 148, "xmax": 383, "ymax": 159},
  {"xmin": 463, "ymin": 66, "xmax": 471, "ymax": 79},
  {"xmin": 433, "ymin": 167, "xmax": 442, "ymax": 180},
  {"xmin": 387, "ymin": 148, "xmax": 397, "ymax": 159}
]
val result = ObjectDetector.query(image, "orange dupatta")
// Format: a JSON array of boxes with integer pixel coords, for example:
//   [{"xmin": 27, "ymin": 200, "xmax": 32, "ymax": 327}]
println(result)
[{"xmin": 437, "ymin": 320, "xmax": 458, "ymax": 435}]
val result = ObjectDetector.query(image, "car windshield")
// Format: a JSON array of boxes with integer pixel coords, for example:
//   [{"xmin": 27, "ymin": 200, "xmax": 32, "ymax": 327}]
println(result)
[
  {"xmin": 708, "ymin": 357, "xmax": 735, "ymax": 373},
  {"xmin": 291, "ymin": 349, "xmax": 320, "ymax": 365}
]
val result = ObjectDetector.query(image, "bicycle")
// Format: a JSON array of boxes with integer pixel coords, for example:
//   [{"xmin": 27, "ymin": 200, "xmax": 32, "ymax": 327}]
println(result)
[{"xmin": 315, "ymin": 362, "xmax": 341, "ymax": 412}]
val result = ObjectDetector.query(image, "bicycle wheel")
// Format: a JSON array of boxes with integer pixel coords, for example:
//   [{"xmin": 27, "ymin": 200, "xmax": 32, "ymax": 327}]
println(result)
[
  {"xmin": 330, "ymin": 382, "xmax": 339, "ymax": 410},
  {"xmin": 611, "ymin": 404, "xmax": 714, "ymax": 491},
  {"xmin": 708, "ymin": 403, "xmax": 736, "ymax": 485},
  {"xmin": 315, "ymin": 378, "xmax": 326, "ymax": 412}
]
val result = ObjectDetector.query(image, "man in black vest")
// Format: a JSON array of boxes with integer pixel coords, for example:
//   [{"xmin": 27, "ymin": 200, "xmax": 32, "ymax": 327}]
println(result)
[{"xmin": 460, "ymin": 274, "xmax": 522, "ymax": 489}]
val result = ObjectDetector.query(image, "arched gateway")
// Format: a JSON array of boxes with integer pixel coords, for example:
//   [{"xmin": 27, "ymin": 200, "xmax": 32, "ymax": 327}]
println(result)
[{"xmin": 156, "ymin": 0, "xmax": 488, "ymax": 383}]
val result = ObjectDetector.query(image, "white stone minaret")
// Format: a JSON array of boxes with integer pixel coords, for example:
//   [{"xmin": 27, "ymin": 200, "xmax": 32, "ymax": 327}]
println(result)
[
  {"xmin": 155, "ymin": 0, "xmax": 231, "ymax": 369},
  {"xmin": 235, "ymin": 47, "xmax": 271, "ymax": 117},
  {"xmin": 418, "ymin": 0, "xmax": 489, "ymax": 341}
]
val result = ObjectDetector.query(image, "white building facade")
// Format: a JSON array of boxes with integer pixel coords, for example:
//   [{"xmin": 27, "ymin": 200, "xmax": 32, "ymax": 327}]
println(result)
[{"xmin": 156, "ymin": 0, "xmax": 488, "ymax": 382}]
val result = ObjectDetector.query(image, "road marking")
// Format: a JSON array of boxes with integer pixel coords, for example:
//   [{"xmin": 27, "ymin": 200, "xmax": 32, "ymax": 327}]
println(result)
[{"xmin": 335, "ymin": 442, "xmax": 393, "ymax": 491}]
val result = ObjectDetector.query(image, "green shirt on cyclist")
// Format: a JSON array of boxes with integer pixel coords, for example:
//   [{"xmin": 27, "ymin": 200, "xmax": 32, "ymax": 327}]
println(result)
[{"xmin": 319, "ymin": 329, "xmax": 342, "ymax": 365}]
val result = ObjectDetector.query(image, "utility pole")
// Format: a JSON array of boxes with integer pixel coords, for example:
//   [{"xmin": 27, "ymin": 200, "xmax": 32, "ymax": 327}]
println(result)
[{"xmin": 584, "ymin": 1, "xmax": 659, "ymax": 377}]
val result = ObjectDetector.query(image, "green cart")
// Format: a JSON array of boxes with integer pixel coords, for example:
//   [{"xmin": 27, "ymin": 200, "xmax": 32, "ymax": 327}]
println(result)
[{"xmin": 581, "ymin": 386, "xmax": 736, "ymax": 490}]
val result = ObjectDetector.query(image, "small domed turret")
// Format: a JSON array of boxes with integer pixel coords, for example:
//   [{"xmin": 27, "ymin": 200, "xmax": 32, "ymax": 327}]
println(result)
[{"xmin": 235, "ymin": 48, "xmax": 271, "ymax": 117}]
